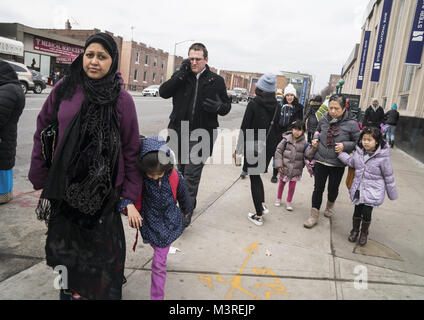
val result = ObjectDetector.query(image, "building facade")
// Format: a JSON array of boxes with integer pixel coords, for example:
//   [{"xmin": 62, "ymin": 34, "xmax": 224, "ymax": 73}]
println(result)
[
  {"xmin": 341, "ymin": 0, "xmax": 424, "ymax": 117},
  {"xmin": 341, "ymin": 0, "xmax": 424, "ymax": 162}
]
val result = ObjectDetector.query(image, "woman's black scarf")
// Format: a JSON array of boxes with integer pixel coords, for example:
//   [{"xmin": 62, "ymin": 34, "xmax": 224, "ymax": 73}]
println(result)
[{"xmin": 36, "ymin": 33, "xmax": 122, "ymax": 224}]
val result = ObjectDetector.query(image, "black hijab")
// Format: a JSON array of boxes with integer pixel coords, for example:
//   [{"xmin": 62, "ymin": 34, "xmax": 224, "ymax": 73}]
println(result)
[
  {"xmin": 37, "ymin": 33, "xmax": 122, "ymax": 223},
  {"xmin": 0, "ymin": 60, "xmax": 21, "ymax": 86}
]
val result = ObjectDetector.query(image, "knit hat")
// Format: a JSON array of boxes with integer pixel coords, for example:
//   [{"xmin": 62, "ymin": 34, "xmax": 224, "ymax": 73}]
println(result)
[
  {"xmin": 391, "ymin": 103, "xmax": 398, "ymax": 110},
  {"xmin": 257, "ymin": 74, "xmax": 276, "ymax": 93},
  {"xmin": 284, "ymin": 84, "xmax": 297, "ymax": 97},
  {"xmin": 312, "ymin": 95, "xmax": 323, "ymax": 103}
]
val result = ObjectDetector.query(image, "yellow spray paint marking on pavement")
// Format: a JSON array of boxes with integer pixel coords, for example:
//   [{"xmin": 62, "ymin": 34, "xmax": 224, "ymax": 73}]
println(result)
[{"xmin": 199, "ymin": 243, "xmax": 290, "ymax": 300}]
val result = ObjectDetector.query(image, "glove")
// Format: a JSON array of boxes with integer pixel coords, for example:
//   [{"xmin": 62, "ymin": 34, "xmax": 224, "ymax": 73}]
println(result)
[
  {"xmin": 176, "ymin": 59, "xmax": 191, "ymax": 80},
  {"xmin": 203, "ymin": 94, "xmax": 223, "ymax": 114}
]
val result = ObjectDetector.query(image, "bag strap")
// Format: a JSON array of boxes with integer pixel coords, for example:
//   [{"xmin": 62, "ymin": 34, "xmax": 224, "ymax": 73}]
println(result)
[{"xmin": 266, "ymin": 104, "xmax": 280, "ymax": 141}]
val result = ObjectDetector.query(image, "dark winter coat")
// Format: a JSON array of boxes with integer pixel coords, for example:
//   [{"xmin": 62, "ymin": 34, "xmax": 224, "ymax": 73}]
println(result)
[
  {"xmin": 160, "ymin": 65, "xmax": 231, "ymax": 132},
  {"xmin": 139, "ymin": 137, "xmax": 192, "ymax": 248},
  {"xmin": 384, "ymin": 109, "xmax": 400, "ymax": 126},
  {"xmin": 338, "ymin": 144, "xmax": 398, "ymax": 207},
  {"xmin": 303, "ymin": 101, "xmax": 321, "ymax": 134},
  {"xmin": 363, "ymin": 105, "xmax": 385, "ymax": 128},
  {"xmin": 0, "ymin": 61, "xmax": 25, "ymax": 170},
  {"xmin": 274, "ymin": 132, "xmax": 317, "ymax": 179},
  {"xmin": 279, "ymin": 102, "xmax": 303, "ymax": 135},
  {"xmin": 240, "ymin": 93, "xmax": 281, "ymax": 174},
  {"xmin": 313, "ymin": 111, "xmax": 361, "ymax": 167}
]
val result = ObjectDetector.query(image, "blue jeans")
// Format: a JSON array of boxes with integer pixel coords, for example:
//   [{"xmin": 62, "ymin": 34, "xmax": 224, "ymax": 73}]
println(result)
[{"xmin": 385, "ymin": 125, "xmax": 396, "ymax": 144}]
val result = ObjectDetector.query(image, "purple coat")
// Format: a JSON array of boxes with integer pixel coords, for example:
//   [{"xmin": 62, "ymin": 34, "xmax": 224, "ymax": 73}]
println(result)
[
  {"xmin": 28, "ymin": 80, "xmax": 142, "ymax": 202},
  {"xmin": 338, "ymin": 145, "xmax": 398, "ymax": 207}
]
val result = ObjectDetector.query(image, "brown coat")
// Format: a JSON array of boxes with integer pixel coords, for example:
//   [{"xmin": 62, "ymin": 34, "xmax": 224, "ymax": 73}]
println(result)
[{"xmin": 274, "ymin": 133, "xmax": 317, "ymax": 178}]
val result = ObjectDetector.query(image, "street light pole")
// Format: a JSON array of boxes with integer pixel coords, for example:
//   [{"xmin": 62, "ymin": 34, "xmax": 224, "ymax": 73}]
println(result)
[{"xmin": 173, "ymin": 39, "xmax": 194, "ymax": 72}]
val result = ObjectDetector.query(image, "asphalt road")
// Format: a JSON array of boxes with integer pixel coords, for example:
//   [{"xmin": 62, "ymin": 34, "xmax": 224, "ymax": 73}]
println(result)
[{"xmin": 15, "ymin": 93, "xmax": 248, "ymax": 192}]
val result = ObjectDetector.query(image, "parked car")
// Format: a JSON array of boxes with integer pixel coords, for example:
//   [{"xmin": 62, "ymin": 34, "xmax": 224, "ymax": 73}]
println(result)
[
  {"xmin": 233, "ymin": 87, "xmax": 248, "ymax": 102},
  {"xmin": 142, "ymin": 85, "xmax": 160, "ymax": 97},
  {"xmin": 1, "ymin": 59, "xmax": 35, "ymax": 94},
  {"xmin": 30, "ymin": 70, "xmax": 47, "ymax": 94},
  {"xmin": 227, "ymin": 90, "xmax": 239, "ymax": 104}
]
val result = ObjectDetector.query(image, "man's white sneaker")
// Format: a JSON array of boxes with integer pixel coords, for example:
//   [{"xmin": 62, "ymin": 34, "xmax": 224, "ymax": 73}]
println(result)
[{"xmin": 248, "ymin": 213, "xmax": 263, "ymax": 226}]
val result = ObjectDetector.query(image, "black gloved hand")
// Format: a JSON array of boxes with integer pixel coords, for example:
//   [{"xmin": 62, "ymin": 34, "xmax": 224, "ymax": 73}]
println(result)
[
  {"xmin": 176, "ymin": 59, "xmax": 191, "ymax": 80},
  {"xmin": 203, "ymin": 94, "xmax": 223, "ymax": 114}
]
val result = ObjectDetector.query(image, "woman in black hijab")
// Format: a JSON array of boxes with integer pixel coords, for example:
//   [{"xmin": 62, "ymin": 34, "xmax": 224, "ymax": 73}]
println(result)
[{"xmin": 29, "ymin": 33, "xmax": 142, "ymax": 300}]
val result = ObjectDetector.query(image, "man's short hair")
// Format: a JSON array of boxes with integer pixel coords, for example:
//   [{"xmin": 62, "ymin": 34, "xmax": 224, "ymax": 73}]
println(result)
[{"xmin": 189, "ymin": 43, "xmax": 208, "ymax": 59}]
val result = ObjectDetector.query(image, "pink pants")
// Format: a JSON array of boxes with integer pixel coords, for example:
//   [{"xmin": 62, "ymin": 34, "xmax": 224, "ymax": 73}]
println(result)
[
  {"xmin": 150, "ymin": 244, "xmax": 171, "ymax": 300},
  {"xmin": 277, "ymin": 180, "xmax": 297, "ymax": 202}
]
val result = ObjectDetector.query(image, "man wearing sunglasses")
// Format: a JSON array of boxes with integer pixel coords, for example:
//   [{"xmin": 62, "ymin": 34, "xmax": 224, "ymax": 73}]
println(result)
[{"xmin": 160, "ymin": 43, "xmax": 231, "ymax": 227}]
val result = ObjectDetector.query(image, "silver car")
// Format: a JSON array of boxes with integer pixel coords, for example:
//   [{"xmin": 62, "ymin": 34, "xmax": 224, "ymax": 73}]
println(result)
[
  {"xmin": 142, "ymin": 85, "xmax": 160, "ymax": 97},
  {"xmin": 1, "ymin": 59, "xmax": 35, "ymax": 94}
]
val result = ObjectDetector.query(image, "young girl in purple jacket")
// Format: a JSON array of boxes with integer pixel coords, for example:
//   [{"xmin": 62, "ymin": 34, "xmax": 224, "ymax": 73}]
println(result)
[{"xmin": 337, "ymin": 127, "xmax": 398, "ymax": 246}]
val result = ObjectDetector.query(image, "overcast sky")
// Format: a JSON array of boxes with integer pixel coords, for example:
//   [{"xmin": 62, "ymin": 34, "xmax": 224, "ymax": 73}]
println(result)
[{"xmin": 1, "ymin": 0, "xmax": 370, "ymax": 93}]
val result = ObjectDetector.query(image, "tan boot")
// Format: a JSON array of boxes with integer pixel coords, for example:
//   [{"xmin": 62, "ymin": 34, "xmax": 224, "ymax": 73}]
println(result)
[
  {"xmin": 324, "ymin": 201, "xmax": 335, "ymax": 218},
  {"xmin": 304, "ymin": 208, "xmax": 319, "ymax": 229}
]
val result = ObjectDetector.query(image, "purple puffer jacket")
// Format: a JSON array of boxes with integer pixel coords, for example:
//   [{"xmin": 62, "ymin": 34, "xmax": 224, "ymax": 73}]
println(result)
[
  {"xmin": 28, "ymin": 78, "xmax": 142, "ymax": 202},
  {"xmin": 338, "ymin": 145, "xmax": 398, "ymax": 207}
]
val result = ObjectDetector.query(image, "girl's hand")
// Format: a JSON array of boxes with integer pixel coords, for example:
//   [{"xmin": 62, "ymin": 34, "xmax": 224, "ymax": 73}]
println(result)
[
  {"xmin": 335, "ymin": 143, "xmax": 344, "ymax": 154},
  {"xmin": 127, "ymin": 204, "xmax": 142, "ymax": 229},
  {"xmin": 312, "ymin": 139, "xmax": 319, "ymax": 148}
]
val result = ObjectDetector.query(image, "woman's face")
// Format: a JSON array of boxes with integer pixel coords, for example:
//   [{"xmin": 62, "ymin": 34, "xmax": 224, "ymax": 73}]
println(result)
[
  {"xmin": 83, "ymin": 43, "xmax": 112, "ymax": 79},
  {"xmin": 362, "ymin": 134, "xmax": 377, "ymax": 153},
  {"xmin": 285, "ymin": 94, "xmax": 295, "ymax": 104},
  {"xmin": 328, "ymin": 100, "xmax": 345, "ymax": 119}
]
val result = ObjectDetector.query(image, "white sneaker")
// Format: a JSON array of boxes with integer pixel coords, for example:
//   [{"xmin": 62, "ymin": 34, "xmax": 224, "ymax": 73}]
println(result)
[
  {"xmin": 262, "ymin": 204, "xmax": 269, "ymax": 215},
  {"xmin": 274, "ymin": 199, "xmax": 281, "ymax": 207},
  {"xmin": 286, "ymin": 202, "xmax": 293, "ymax": 211},
  {"xmin": 248, "ymin": 213, "xmax": 263, "ymax": 226}
]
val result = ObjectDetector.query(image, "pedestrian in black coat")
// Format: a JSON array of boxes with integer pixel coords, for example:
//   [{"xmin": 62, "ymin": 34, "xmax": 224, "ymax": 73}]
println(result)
[
  {"xmin": 0, "ymin": 60, "xmax": 25, "ymax": 203},
  {"xmin": 159, "ymin": 43, "xmax": 231, "ymax": 225},
  {"xmin": 237, "ymin": 74, "xmax": 280, "ymax": 226},
  {"xmin": 362, "ymin": 98, "xmax": 385, "ymax": 129}
]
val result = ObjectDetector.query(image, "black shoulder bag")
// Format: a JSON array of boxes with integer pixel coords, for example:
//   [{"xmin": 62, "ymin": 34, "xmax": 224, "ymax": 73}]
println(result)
[{"xmin": 40, "ymin": 102, "xmax": 59, "ymax": 169}]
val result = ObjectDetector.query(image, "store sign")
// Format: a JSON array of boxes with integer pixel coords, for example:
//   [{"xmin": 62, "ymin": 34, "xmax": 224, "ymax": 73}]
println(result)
[
  {"xmin": 55, "ymin": 56, "xmax": 75, "ymax": 65},
  {"xmin": 0, "ymin": 36, "xmax": 24, "ymax": 56},
  {"xmin": 34, "ymin": 36, "xmax": 83, "ymax": 57},
  {"xmin": 405, "ymin": 0, "xmax": 424, "ymax": 65},
  {"xmin": 357, "ymin": 31, "xmax": 372, "ymax": 89},
  {"xmin": 371, "ymin": 0, "xmax": 393, "ymax": 82}
]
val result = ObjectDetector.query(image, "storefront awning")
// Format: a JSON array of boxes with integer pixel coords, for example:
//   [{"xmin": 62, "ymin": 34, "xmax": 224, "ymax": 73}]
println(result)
[{"xmin": 0, "ymin": 36, "xmax": 24, "ymax": 57}]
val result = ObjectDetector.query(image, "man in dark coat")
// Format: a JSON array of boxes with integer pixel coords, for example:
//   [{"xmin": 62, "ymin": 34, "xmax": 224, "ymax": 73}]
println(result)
[
  {"xmin": 159, "ymin": 43, "xmax": 231, "ymax": 226},
  {"xmin": 362, "ymin": 98, "xmax": 385, "ymax": 129},
  {"xmin": 304, "ymin": 95, "xmax": 323, "ymax": 143},
  {"xmin": 0, "ymin": 60, "xmax": 26, "ymax": 203}
]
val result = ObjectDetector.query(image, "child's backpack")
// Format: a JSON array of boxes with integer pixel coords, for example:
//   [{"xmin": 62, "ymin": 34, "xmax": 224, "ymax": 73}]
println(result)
[
  {"xmin": 124, "ymin": 169, "xmax": 179, "ymax": 252},
  {"xmin": 279, "ymin": 104, "xmax": 294, "ymax": 128}
]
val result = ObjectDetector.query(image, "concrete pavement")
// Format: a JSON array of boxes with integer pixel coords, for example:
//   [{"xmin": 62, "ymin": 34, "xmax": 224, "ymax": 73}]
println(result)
[{"xmin": 1, "ymin": 138, "xmax": 424, "ymax": 300}]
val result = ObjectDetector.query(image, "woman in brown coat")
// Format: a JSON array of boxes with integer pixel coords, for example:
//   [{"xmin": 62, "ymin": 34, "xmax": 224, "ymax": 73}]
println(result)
[{"xmin": 274, "ymin": 121, "xmax": 317, "ymax": 211}]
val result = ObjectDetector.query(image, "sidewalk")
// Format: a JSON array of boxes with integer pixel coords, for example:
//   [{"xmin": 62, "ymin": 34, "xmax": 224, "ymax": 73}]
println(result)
[{"xmin": 0, "ymin": 146, "xmax": 424, "ymax": 300}]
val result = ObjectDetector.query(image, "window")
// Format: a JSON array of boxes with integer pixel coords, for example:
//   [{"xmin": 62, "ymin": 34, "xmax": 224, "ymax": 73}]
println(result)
[
  {"xmin": 145, "ymin": 54, "xmax": 149, "ymax": 65},
  {"xmin": 135, "ymin": 52, "xmax": 140, "ymax": 64},
  {"xmin": 154, "ymin": 57, "xmax": 157, "ymax": 67},
  {"xmin": 161, "ymin": 60, "xmax": 165, "ymax": 69},
  {"xmin": 134, "ymin": 69, "xmax": 138, "ymax": 81},
  {"xmin": 399, "ymin": 94, "xmax": 408, "ymax": 110},
  {"xmin": 382, "ymin": 97, "xmax": 387, "ymax": 109},
  {"xmin": 143, "ymin": 71, "xmax": 147, "ymax": 82},
  {"xmin": 160, "ymin": 75, "xmax": 164, "ymax": 84},
  {"xmin": 402, "ymin": 65, "xmax": 415, "ymax": 92},
  {"xmin": 152, "ymin": 73, "xmax": 156, "ymax": 83},
  {"xmin": 8, "ymin": 62, "xmax": 27, "ymax": 72}
]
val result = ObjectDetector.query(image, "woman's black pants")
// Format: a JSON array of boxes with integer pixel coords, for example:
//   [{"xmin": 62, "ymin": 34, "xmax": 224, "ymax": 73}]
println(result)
[
  {"xmin": 312, "ymin": 162, "xmax": 345, "ymax": 210},
  {"xmin": 249, "ymin": 175, "xmax": 265, "ymax": 216}
]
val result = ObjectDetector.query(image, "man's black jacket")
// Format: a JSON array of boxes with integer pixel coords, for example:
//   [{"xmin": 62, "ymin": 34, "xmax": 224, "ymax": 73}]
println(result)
[{"xmin": 159, "ymin": 65, "xmax": 231, "ymax": 133}]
